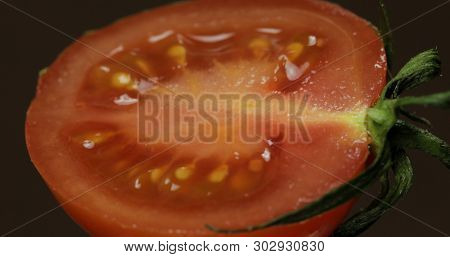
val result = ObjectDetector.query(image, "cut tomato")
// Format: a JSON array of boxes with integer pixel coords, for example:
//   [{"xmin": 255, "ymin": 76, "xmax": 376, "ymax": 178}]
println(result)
[{"xmin": 26, "ymin": 0, "xmax": 386, "ymax": 236}]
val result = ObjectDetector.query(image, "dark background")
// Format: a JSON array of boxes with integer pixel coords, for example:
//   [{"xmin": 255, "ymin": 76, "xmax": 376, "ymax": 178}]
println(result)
[{"xmin": 1, "ymin": 0, "xmax": 449, "ymax": 236}]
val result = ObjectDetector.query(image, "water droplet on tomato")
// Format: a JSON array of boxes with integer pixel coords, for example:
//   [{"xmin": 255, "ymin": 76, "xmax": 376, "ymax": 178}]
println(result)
[
  {"xmin": 148, "ymin": 30, "xmax": 174, "ymax": 43},
  {"xmin": 99, "ymin": 65, "xmax": 110, "ymax": 73},
  {"xmin": 82, "ymin": 139, "xmax": 95, "ymax": 149},
  {"xmin": 170, "ymin": 183, "xmax": 180, "ymax": 191},
  {"xmin": 113, "ymin": 94, "xmax": 138, "ymax": 105},
  {"xmin": 256, "ymin": 27, "xmax": 281, "ymax": 34},
  {"xmin": 307, "ymin": 35, "xmax": 317, "ymax": 46},
  {"xmin": 261, "ymin": 147, "xmax": 271, "ymax": 162},
  {"xmin": 134, "ymin": 178, "xmax": 142, "ymax": 189},
  {"xmin": 188, "ymin": 32, "xmax": 234, "ymax": 43}
]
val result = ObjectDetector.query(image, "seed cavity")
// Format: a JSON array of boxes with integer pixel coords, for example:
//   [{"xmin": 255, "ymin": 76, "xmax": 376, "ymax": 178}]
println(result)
[
  {"xmin": 174, "ymin": 166, "xmax": 193, "ymax": 180},
  {"xmin": 85, "ymin": 27, "xmax": 328, "ymax": 201},
  {"xmin": 134, "ymin": 59, "xmax": 153, "ymax": 75},
  {"xmin": 230, "ymin": 171, "xmax": 254, "ymax": 191},
  {"xmin": 111, "ymin": 72, "xmax": 135, "ymax": 90},
  {"xmin": 248, "ymin": 159, "xmax": 263, "ymax": 172},
  {"xmin": 249, "ymin": 37, "xmax": 270, "ymax": 58},
  {"xmin": 148, "ymin": 168, "xmax": 164, "ymax": 183},
  {"xmin": 208, "ymin": 165, "xmax": 229, "ymax": 183},
  {"xmin": 167, "ymin": 44, "xmax": 187, "ymax": 66},
  {"xmin": 316, "ymin": 38, "xmax": 325, "ymax": 47},
  {"xmin": 286, "ymin": 42, "xmax": 304, "ymax": 61}
]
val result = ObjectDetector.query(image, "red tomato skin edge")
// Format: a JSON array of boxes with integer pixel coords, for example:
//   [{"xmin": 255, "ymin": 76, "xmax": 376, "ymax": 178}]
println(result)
[{"xmin": 57, "ymin": 192, "xmax": 356, "ymax": 237}]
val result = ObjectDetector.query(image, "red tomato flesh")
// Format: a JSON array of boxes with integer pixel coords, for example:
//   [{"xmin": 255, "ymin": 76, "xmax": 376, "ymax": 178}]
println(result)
[{"xmin": 26, "ymin": 0, "xmax": 386, "ymax": 236}]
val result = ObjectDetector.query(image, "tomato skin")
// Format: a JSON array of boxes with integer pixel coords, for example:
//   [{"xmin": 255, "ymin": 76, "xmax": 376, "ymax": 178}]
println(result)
[
  {"xmin": 61, "ymin": 198, "xmax": 354, "ymax": 236},
  {"xmin": 26, "ymin": 0, "xmax": 386, "ymax": 236}
]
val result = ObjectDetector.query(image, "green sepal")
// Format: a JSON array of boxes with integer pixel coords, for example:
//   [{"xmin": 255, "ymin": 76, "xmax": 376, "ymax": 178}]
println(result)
[
  {"xmin": 378, "ymin": 0, "xmax": 394, "ymax": 73},
  {"xmin": 398, "ymin": 108, "xmax": 431, "ymax": 127},
  {"xmin": 395, "ymin": 91, "xmax": 450, "ymax": 108},
  {"xmin": 391, "ymin": 121, "xmax": 450, "ymax": 168},
  {"xmin": 38, "ymin": 67, "xmax": 48, "ymax": 77},
  {"xmin": 383, "ymin": 49, "xmax": 441, "ymax": 98},
  {"xmin": 333, "ymin": 148, "xmax": 413, "ymax": 236},
  {"xmin": 83, "ymin": 30, "xmax": 97, "ymax": 36}
]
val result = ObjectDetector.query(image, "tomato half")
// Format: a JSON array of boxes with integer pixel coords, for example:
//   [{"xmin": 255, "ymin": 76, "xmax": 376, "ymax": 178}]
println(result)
[{"xmin": 26, "ymin": 0, "xmax": 386, "ymax": 236}]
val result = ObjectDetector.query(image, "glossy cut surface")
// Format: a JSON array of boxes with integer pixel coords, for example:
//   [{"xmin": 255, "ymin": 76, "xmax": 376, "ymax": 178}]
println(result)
[{"xmin": 26, "ymin": 0, "xmax": 386, "ymax": 236}]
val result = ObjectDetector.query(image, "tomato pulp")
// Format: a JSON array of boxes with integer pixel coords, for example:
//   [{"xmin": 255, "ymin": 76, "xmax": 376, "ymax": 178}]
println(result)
[{"xmin": 26, "ymin": 0, "xmax": 386, "ymax": 236}]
